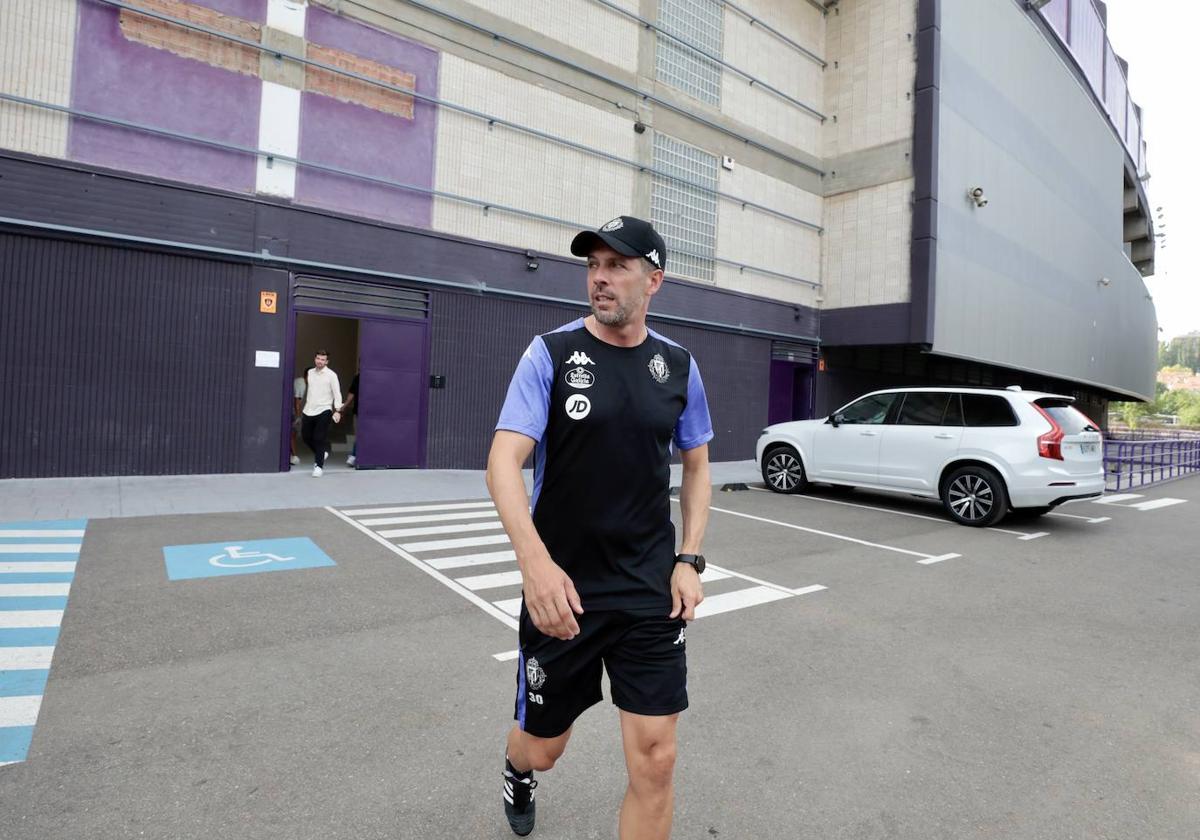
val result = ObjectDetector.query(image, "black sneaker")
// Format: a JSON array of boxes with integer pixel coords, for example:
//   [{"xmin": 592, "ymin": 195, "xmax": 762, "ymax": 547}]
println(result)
[{"xmin": 502, "ymin": 761, "xmax": 537, "ymax": 836}]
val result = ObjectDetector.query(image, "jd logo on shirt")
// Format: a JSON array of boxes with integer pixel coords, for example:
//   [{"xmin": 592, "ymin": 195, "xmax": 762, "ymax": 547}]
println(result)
[{"xmin": 565, "ymin": 394, "xmax": 591, "ymax": 420}]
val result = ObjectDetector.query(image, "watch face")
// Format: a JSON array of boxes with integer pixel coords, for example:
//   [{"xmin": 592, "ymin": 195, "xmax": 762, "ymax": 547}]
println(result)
[{"xmin": 695, "ymin": 555, "xmax": 706, "ymax": 574}]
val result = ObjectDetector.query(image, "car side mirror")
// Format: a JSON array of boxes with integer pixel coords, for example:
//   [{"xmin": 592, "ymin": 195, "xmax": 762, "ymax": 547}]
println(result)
[{"xmin": 829, "ymin": 413, "xmax": 843, "ymax": 427}]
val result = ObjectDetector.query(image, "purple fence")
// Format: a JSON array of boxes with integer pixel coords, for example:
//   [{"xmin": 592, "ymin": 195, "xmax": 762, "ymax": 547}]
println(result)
[{"xmin": 1104, "ymin": 432, "xmax": 1200, "ymax": 490}]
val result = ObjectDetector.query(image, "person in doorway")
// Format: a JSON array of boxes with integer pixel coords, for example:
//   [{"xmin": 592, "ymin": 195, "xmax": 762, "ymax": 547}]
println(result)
[
  {"xmin": 290, "ymin": 367, "xmax": 311, "ymax": 466},
  {"xmin": 343, "ymin": 372, "xmax": 359, "ymax": 467},
  {"xmin": 300, "ymin": 351, "xmax": 343, "ymax": 477},
  {"xmin": 486, "ymin": 216, "xmax": 714, "ymax": 839}
]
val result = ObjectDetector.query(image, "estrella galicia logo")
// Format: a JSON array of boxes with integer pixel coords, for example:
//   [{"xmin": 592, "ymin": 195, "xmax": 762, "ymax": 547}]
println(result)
[
  {"xmin": 526, "ymin": 656, "xmax": 547, "ymax": 690},
  {"xmin": 566, "ymin": 351, "xmax": 595, "ymax": 366},
  {"xmin": 565, "ymin": 394, "xmax": 591, "ymax": 420},
  {"xmin": 648, "ymin": 353, "xmax": 670, "ymax": 384},
  {"xmin": 565, "ymin": 367, "xmax": 595, "ymax": 389}
]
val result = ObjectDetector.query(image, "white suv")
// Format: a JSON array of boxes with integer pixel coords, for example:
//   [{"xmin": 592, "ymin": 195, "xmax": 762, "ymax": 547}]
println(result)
[{"xmin": 756, "ymin": 387, "xmax": 1105, "ymax": 527}]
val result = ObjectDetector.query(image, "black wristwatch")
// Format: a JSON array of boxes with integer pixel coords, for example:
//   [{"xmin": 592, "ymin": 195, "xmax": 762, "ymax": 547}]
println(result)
[{"xmin": 675, "ymin": 553, "xmax": 706, "ymax": 574}]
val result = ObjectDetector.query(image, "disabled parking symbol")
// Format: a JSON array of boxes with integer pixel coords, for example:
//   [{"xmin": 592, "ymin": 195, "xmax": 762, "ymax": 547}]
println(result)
[{"xmin": 163, "ymin": 537, "xmax": 335, "ymax": 581}]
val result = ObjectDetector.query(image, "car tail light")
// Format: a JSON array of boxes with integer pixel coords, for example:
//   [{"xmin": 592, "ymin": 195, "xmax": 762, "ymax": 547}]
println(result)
[{"xmin": 1033, "ymin": 404, "xmax": 1064, "ymax": 460}]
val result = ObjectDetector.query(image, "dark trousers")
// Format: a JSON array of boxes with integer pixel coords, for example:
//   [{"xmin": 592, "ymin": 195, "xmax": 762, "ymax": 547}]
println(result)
[{"xmin": 301, "ymin": 410, "xmax": 333, "ymax": 467}]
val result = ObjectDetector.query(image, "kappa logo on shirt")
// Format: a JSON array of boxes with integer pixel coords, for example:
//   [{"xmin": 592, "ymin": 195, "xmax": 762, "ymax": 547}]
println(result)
[{"xmin": 566, "ymin": 351, "xmax": 595, "ymax": 366}]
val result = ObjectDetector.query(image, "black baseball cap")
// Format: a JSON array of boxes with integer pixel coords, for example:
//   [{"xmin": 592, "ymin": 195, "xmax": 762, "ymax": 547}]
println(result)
[{"xmin": 570, "ymin": 216, "xmax": 667, "ymax": 271}]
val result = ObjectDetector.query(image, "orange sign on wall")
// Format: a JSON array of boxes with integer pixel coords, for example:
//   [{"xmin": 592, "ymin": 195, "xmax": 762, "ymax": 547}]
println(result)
[{"xmin": 260, "ymin": 291, "xmax": 278, "ymax": 314}]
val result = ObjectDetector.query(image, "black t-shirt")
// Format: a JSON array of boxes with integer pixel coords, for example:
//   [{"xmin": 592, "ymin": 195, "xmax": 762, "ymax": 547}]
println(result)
[
  {"xmin": 496, "ymin": 318, "xmax": 713, "ymax": 613},
  {"xmin": 349, "ymin": 374, "xmax": 359, "ymax": 415}
]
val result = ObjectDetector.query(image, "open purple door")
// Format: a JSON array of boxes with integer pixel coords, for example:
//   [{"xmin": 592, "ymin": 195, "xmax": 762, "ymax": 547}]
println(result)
[{"xmin": 356, "ymin": 318, "xmax": 427, "ymax": 468}]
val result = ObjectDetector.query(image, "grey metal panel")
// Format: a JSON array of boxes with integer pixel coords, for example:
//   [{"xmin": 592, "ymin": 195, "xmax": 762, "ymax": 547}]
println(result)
[
  {"xmin": 1, "ymin": 232, "xmax": 252, "ymax": 477},
  {"xmin": 933, "ymin": 0, "xmax": 1157, "ymax": 401},
  {"xmin": 425, "ymin": 292, "xmax": 769, "ymax": 469}
]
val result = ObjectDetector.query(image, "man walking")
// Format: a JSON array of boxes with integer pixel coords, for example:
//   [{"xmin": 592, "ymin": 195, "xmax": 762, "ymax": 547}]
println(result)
[
  {"xmin": 300, "ymin": 350, "xmax": 343, "ymax": 477},
  {"xmin": 486, "ymin": 216, "xmax": 714, "ymax": 838}
]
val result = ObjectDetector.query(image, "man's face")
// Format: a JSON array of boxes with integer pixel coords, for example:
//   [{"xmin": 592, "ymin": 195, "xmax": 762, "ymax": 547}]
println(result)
[
  {"xmin": 587, "ymin": 245, "xmax": 659, "ymax": 327},
  {"xmin": 314, "ymin": 354, "xmax": 328, "ymax": 370}
]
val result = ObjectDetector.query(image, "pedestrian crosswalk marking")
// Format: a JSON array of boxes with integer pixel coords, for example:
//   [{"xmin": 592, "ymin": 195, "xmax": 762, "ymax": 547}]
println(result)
[
  {"xmin": 332, "ymin": 500, "xmax": 826, "ymax": 652},
  {"xmin": 0, "ymin": 518, "xmax": 87, "ymax": 767}
]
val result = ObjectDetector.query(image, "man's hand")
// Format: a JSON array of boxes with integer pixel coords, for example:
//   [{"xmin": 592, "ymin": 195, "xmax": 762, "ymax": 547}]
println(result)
[
  {"xmin": 669, "ymin": 563, "xmax": 704, "ymax": 621},
  {"xmin": 521, "ymin": 553, "xmax": 584, "ymax": 640},
  {"xmin": 332, "ymin": 411, "xmax": 342, "ymax": 423}
]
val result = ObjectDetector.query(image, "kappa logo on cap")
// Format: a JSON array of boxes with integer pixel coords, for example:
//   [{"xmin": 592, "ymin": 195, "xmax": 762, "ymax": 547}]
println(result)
[
  {"xmin": 601, "ymin": 217, "xmax": 624, "ymax": 232},
  {"xmin": 646, "ymin": 248, "xmax": 661, "ymax": 268}
]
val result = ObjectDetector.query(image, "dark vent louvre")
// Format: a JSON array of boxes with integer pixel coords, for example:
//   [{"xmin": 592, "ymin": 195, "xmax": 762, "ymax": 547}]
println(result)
[
  {"xmin": 771, "ymin": 341, "xmax": 818, "ymax": 364},
  {"xmin": 293, "ymin": 274, "xmax": 429, "ymax": 319}
]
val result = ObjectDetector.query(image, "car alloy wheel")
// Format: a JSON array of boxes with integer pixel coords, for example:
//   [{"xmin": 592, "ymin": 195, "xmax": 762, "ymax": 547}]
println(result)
[
  {"xmin": 942, "ymin": 465, "xmax": 1007, "ymax": 527},
  {"xmin": 762, "ymin": 446, "xmax": 807, "ymax": 494}
]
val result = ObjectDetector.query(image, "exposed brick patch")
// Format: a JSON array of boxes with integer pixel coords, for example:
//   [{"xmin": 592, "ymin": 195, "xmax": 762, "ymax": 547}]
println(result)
[
  {"xmin": 306, "ymin": 43, "xmax": 414, "ymax": 119},
  {"xmin": 119, "ymin": 0, "xmax": 261, "ymax": 77}
]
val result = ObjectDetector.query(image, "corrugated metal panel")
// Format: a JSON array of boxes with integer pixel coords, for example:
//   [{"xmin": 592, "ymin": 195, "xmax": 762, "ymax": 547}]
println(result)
[
  {"xmin": 1, "ymin": 232, "xmax": 251, "ymax": 477},
  {"xmin": 425, "ymin": 292, "xmax": 770, "ymax": 468},
  {"xmin": 771, "ymin": 341, "xmax": 818, "ymax": 364}
]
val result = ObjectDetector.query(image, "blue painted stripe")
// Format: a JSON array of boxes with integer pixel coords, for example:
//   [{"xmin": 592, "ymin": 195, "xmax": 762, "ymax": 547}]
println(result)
[
  {"xmin": 0, "ymin": 627, "xmax": 60, "ymax": 647},
  {"xmin": 0, "ymin": 537, "xmax": 83, "ymax": 544},
  {"xmin": 0, "ymin": 519, "xmax": 87, "ymax": 531},
  {"xmin": 0, "ymin": 725, "xmax": 34, "ymax": 763},
  {"xmin": 0, "ymin": 573, "xmax": 74, "ymax": 584},
  {"xmin": 516, "ymin": 650, "xmax": 527, "ymax": 730},
  {"xmin": 0, "ymin": 669, "xmax": 49, "ymax": 697},
  {"xmin": 0, "ymin": 597, "xmax": 68, "ymax": 611}
]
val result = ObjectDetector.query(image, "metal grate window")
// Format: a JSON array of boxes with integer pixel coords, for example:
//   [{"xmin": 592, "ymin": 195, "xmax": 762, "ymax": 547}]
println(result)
[
  {"xmin": 651, "ymin": 134, "xmax": 718, "ymax": 283},
  {"xmin": 656, "ymin": 0, "xmax": 723, "ymax": 107}
]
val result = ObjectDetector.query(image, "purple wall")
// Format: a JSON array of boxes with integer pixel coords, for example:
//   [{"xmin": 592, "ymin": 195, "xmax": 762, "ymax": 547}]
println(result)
[
  {"xmin": 297, "ymin": 6, "xmax": 439, "ymax": 228},
  {"xmin": 69, "ymin": 0, "xmax": 263, "ymax": 193}
]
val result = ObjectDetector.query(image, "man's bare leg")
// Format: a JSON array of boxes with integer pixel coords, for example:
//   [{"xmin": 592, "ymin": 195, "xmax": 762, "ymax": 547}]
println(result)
[
  {"xmin": 506, "ymin": 725, "xmax": 573, "ymax": 773},
  {"xmin": 617, "ymin": 711, "xmax": 679, "ymax": 840}
]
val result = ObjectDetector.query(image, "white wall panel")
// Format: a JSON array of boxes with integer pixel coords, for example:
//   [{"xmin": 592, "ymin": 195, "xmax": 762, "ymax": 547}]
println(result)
[{"xmin": 0, "ymin": 0, "xmax": 76, "ymax": 159}]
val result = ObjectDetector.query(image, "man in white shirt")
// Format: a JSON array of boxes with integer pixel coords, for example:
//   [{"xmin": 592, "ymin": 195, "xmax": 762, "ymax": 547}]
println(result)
[{"xmin": 300, "ymin": 350, "xmax": 343, "ymax": 477}]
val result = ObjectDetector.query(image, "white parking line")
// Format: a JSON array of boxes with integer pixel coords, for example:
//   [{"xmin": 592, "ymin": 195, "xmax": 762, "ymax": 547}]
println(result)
[
  {"xmin": 0, "ymin": 610, "xmax": 65, "ymax": 628},
  {"xmin": 456, "ymin": 570, "xmax": 524, "ymax": 591},
  {"xmin": 1046, "ymin": 511, "xmax": 1110, "ymax": 523},
  {"xmin": 747, "ymin": 487, "xmax": 1039, "ymax": 538},
  {"xmin": 1129, "ymin": 498, "xmax": 1187, "ymax": 511},
  {"xmin": 426, "ymin": 550, "xmax": 517, "ymax": 570},
  {"xmin": 1093, "ymin": 494, "xmax": 1143, "ymax": 505},
  {"xmin": 697, "ymin": 502, "xmax": 960, "ymax": 565},
  {"xmin": 340, "ymin": 501, "xmax": 495, "ymax": 516},
  {"xmin": 0, "ymin": 695, "xmax": 43, "ymax": 727},
  {"xmin": 0, "ymin": 562, "xmax": 77, "ymax": 574},
  {"xmin": 0, "ymin": 530, "xmax": 85, "ymax": 538},
  {"xmin": 0, "ymin": 583, "xmax": 71, "ymax": 597},
  {"xmin": 493, "ymin": 597, "xmax": 523, "ymax": 618},
  {"xmin": 356, "ymin": 510, "xmax": 499, "ymax": 527},
  {"xmin": 493, "ymin": 650, "xmax": 520, "ymax": 662},
  {"xmin": 694, "ymin": 586, "xmax": 792, "ymax": 618},
  {"xmin": 1017, "ymin": 532, "xmax": 1050, "ymax": 541},
  {"xmin": 378, "ymin": 521, "xmax": 506, "ymax": 539},
  {"xmin": 0, "ymin": 646, "xmax": 55, "ymax": 670},
  {"xmin": 399, "ymin": 534, "xmax": 512, "ymax": 553},
  {"xmin": 0, "ymin": 545, "xmax": 80, "ymax": 554}
]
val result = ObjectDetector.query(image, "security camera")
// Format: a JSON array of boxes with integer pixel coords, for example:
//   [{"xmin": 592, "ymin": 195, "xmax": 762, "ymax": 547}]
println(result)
[{"xmin": 968, "ymin": 186, "xmax": 988, "ymax": 208}]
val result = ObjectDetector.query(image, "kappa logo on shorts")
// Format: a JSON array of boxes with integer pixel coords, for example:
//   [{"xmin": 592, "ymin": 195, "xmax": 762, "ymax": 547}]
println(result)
[
  {"xmin": 526, "ymin": 656, "xmax": 547, "ymax": 690},
  {"xmin": 566, "ymin": 351, "xmax": 595, "ymax": 366},
  {"xmin": 565, "ymin": 367, "xmax": 595, "ymax": 389},
  {"xmin": 673, "ymin": 628, "xmax": 686, "ymax": 646},
  {"xmin": 648, "ymin": 353, "xmax": 670, "ymax": 384},
  {"xmin": 565, "ymin": 394, "xmax": 591, "ymax": 420}
]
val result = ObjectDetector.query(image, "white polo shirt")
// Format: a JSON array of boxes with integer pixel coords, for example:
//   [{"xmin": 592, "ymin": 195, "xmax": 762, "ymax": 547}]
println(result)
[{"xmin": 302, "ymin": 367, "xmax": 343, "ymax": 416}]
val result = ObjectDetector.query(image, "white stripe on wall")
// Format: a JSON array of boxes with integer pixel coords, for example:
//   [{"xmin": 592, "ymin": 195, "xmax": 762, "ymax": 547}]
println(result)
[{"xmin": 255, "ymin": 81, "xmax": 302, "ymax": 198}]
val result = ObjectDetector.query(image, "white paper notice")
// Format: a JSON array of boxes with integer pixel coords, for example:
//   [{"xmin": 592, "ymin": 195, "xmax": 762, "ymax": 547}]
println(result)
[{"xmin": 255, "ymin": 351, "xmax": 281, "ymax": 368}]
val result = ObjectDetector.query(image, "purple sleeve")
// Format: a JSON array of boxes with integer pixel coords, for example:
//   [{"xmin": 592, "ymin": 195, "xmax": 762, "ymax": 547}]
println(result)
[
  {"xmin": 496, "ymin": 336, "xmax": 553, "ymax": 442},
  {"xmin": 674, "ymin": 356, "xmax": 714, "ymax": 450}
]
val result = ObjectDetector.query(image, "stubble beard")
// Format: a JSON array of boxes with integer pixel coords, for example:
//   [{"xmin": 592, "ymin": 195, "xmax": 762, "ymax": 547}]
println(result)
[{"xmin": 591, "ymin": 289, "xmax": 645, "ymax": 327}]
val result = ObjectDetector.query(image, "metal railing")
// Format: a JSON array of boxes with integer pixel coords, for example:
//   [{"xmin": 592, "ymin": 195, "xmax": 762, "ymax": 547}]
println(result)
[{"xmin": 1103, "ymin": 432, "xmax": 1200, "ymax": 491}]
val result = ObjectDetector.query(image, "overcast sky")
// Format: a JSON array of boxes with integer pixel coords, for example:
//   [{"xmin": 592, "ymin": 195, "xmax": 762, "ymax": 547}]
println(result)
[{"xmin": 1102, "ymin": 1, "xmax": 1197, "ymax": 341}]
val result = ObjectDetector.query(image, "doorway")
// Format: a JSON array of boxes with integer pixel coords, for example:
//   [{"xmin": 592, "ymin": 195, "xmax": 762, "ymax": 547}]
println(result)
[{"xmin": 285, "ymin": 275, "xmax": 431, "ymax": 471}]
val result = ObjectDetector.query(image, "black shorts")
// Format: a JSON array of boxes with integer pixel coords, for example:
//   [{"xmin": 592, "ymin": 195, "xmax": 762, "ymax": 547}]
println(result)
[{"xmin": 513, "ymin": 605, "xmax": 688, "ymax": 739}]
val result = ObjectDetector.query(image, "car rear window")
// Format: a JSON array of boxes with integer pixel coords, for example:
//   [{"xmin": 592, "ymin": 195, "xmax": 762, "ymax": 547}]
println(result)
[
  {"xmin": 961, "ymin": 394, "xmax": 1018, "ymax": 427},
  {"xmin": 897, "ymin": 393, "xmax": 953, "ymax": 426},
  {"xmin": 1034, "ymin": 399, "xmax": 1099, "ymax": 434}
]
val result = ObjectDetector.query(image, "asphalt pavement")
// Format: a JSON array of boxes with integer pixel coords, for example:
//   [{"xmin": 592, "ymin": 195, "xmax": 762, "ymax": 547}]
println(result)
[{"xmin": 1, "ymin": 475, "xmax": 1198, "ymax": 839}]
